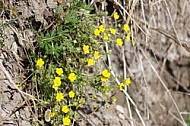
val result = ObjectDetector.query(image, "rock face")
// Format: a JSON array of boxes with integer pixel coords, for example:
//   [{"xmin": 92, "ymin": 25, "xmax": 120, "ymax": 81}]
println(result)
[
  {"xmin": 0, "ymin": 20, "xmax": 32, "ymax": 125},
  {"xmin": 1, "ymin": 0, "xmax": 190, "ymax": 126}
]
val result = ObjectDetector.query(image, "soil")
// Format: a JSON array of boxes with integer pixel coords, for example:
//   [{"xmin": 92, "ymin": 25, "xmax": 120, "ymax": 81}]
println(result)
[{"xmin": 0, "ymin": 0, "xmax": 190, "ymax": 126}]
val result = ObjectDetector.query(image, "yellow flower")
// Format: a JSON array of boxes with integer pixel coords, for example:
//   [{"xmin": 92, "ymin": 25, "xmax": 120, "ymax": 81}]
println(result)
[
  {"xmin": 116, "ymin": 38, "xmax": 123, "ymax": 46},
  {"xmin": 99, "ymin": 25, "xmax": 105, "ymax": 33},
  {"xmin": 56, "ymin": 68, "xmax": 63, "ymax": 75},
  {"xmin": 112, "ymin": 97, "xmax": 117, "ymax": 103},
  {"xmin": 52, "ymin": 77, "xmax": 61, "ymax": 90},
  {"xmin": 83, "ymin": 45, "xmax": 89, "ymax": 54},
  {"xmin": 94, "ymin": 28, "xmax": 100, "ymax": 36},
  {"xmin": 126, "ymin": 34, "xmax": 131, "ymax": 41},
  {"xmin": 69, "ymin": 90, "xmax": 75, "ymax": 98},
  {"xmin": 103, "ymin": 33, "xmax": 109, "ymax": 40},
  {"xmin": 88, "ymin": 59, "xmax": 95, "ymax": 66},
  {"xmin": 109, "ymin": 28, "xmax": 116, "ymax": 35},
  {"xmin": 103, "ymin": 84, "xmax": 109, "ymax": 94},
  {"xmin": 102, "ymin": 69, "xmax": 110, "ymax": 78},
  {"xmin": 113, "ymin": 12, "xmax": 119, "ymax": 20},
  {"xmin": 62, "ymin": 105, "xmax": 69, "ymax": 113},
  {"xmin": 36, "ymin": 58, "xmax": 44, "ymax": 67},
  {"xmin": 94, "ymin": 104, "xmax": 99, "ymax": 108},
  {"xmin": 125, "ymin": 77, "xmax": 131, "ymax": 86},
  {"xmin": 54, "ymin": 77, "xmax": 61, "ymax": 86},
  {"xmin": 50, "ymin": 112, "xmax": 56, "ymax": 118},
  {"xmin": 124, "ymin": 24, "xmax": 130, "ymax": 32},
  {"xmin": 56, "ymin": 92, "xmax": 64, "ymax": 102},
  {"xmin": 101, "ymin": 77, "xmax": 108, "ymax": 82},
  {"xmin": 68, "ymin": 73, "xmax": 76, "ymax": 82},
  {"xmin": 94, "ymin": 51, "xmax": 99, "ymax": 59},
  {"xmin": 119, "ymin": 83, "xmax": 124, "ymax": 91},
  {"xmin": 63, "ymin": 116, "xmax": 71, "ymax": 126},
  {"xmin": 52, "ymin": 84, "xmax": 59, "ymax": 91}
]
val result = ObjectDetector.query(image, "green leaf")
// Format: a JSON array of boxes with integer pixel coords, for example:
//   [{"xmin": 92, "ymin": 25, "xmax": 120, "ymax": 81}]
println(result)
[
  {"xmin": 50, "ymin": 31, "xmax": 56, "ymax": 37},
  {"xmin": 55, "ymin": 6, "xmax": 63, "ymax": 15},
  {"xmin": 0, "ymin": 41, "xmax": 4, "ymax": 48}
]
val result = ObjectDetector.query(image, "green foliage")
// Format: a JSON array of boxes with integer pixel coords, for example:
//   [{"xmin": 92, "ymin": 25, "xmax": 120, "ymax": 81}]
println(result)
[
  {"xmin": 185, "ymin": 108, "xmax": 190, "ymax": 125},
  {"xmin": 32, "ymin": 1, "xmax": 116, "ymax": 125},
  {"xmin": 0, "ymin": 0, "xmax": 3, "ymax": 9},
  {"xmin": 32, "ymin": 0, "xmax": 133, "ymax": 125},
  {"xmin": 0, "ymin": 41, "xmax": 4, "ymax": 48},
  {"xmin": 37, "ymin": 2, "xmax": 97, "ymax": 61}
]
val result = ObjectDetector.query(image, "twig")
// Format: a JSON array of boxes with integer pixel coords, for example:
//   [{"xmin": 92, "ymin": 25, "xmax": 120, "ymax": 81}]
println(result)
[
  {"xmin": 0, "ymin": 101, "xmax": 26, "ymax": 125},
  {"xmin": 137, "ymin": 18, "xmax": 190, "ymax": 52},
  {"xmin": 77, "ymin": 110, "xmax": 97, "ymax": 126},
  {"xmin": 122, "ymin": 45, "xmax": 133, "ymax": 126},
  {"xmin": 104, "ymin": 18, "xmax": 146, "ymax": 126},
  {"xmin": 139, "ymin": 0, "xmax": 150, "ymax": 120},
  {"xmin": 138, "ymin": 52, "xmax": 149, "ymax": 120},
  {"xmin": 150, "ymin": 27, "xmax": 190, "ymax": 52},
  {"xmin": 163, "ymin": 0, "xmax": 182, "ymax": 47},
  {"xmin": 159, "ymin": 102, "xmax": 186, "ymax": 125},
  {"xmin": 113, "ymin": 0, "xmax": 149, "ymax": 38}
]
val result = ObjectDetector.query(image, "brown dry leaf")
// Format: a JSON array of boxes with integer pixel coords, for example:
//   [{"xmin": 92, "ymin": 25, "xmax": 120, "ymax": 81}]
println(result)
[{"xmin": 59, "ymin": 13, "xmax": 66, "ymax": 21}]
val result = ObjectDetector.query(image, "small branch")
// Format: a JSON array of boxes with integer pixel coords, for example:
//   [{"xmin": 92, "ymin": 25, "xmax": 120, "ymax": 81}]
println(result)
[{"xmin": 113, "ymin": 0, "xmax": 149, "ymax": 38}]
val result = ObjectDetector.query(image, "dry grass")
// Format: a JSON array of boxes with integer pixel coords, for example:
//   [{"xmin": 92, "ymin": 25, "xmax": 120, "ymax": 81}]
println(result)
[{"xmin": 92, "ymin": 0, "xmax": 190, "ymax": 125}]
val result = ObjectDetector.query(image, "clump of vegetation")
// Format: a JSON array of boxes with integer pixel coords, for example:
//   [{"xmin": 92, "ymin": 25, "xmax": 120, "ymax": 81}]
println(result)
[{"xmin": 31, "ymin": 1, "xmax": 131, "ymax": 125}]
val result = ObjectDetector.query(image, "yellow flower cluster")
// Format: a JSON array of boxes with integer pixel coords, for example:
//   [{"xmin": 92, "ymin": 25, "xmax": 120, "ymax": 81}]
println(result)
[
  {"xmin": 83, "ymin": 44, "xmax": 100, "ymax": 67},
  {"xmin": 115, "ymin": 24, "xmax": 131, "ymax": 46},
  {"xmin": 124, "ymin": 24, "xmax": 131, "ymax": 41},
  {"xmin": 101, "ymin": 69, "xmax": 111, "ymax": 82},
  {"xmin": 83, "ymin": 46, "xmax": 100, "ymax": 67},
  {"xmin": 119, "ymin": 77, "xmax": 131, "ymax": 91},
  {"xmin": 94, "ymin": 25, "xmax": 108, "ymax": 38},
  {"xmin": 83, "ymin": 45, "xmax": 89, "ymax": 54},
  {"xmin": 103, "ymin": 84, "xmax": 109, "ymax": 94},
  {"xmin": 93, "ymin": 12, "xmax": 131, "ymax": 50},
  {"xmin": 53, "ymin": 77, "xmax": 61, "ymax": 90},
  {"xmin": 88, "ymin": 51, "xmax": 100, "ymax": 66},
  {"xmin": 52, "ymin": 68, "xmax": 64, "ymax": 90},
  {"xmin": 126, "ymin": 34, "xmax": 131, "ymax": 41}
]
